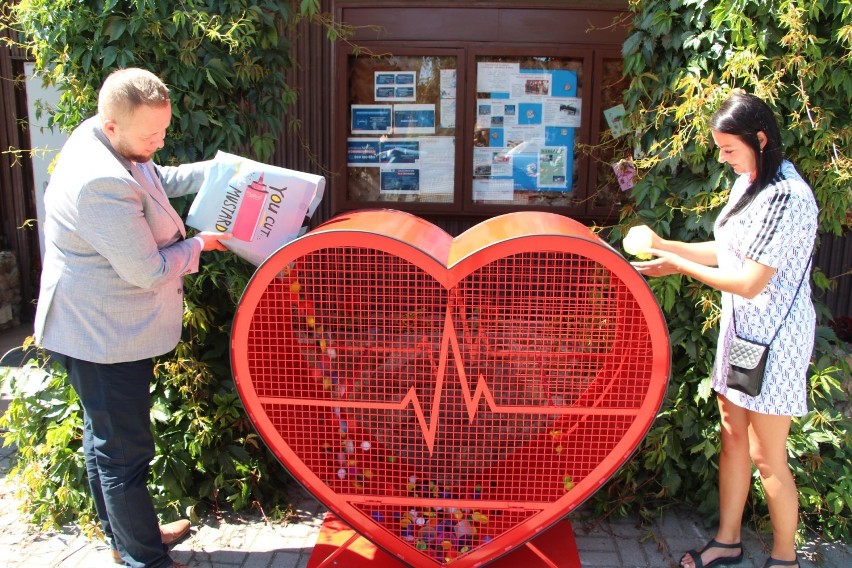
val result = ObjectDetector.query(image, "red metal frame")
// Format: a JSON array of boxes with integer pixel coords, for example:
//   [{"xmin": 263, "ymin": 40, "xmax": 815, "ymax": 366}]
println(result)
[{"xmin": 232, "ymin": 210, "xmax": 670, "ymax": 567}]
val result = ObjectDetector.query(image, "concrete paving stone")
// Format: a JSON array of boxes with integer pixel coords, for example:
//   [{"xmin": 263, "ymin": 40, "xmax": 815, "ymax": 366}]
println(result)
[
  {"xmin": 816, "ymin": 543, "xmax": 852, "ymax": 567},
  {"xmin": 181, "ymin": 549, "xmax": 254, "ymax": 567},
  {"xmin": 614, "ymin": 537, "xmax": 649, "ymax": 565},
  {"xmin": 607, "ymin": 516, "xmax": 650, "ymax": 539},
  {"xmin": 179, "ymin": 550, "xmax": 213, "ymax": 567},
  {"xmin": 276, "ymin": 536, "xmax": 314, "ymax": 552},
  {"xmin": 67, "ymin": 545, "xmax": 113, "ymax": 567},
  {"xmin": 279, "ymin": 520, "xmax": 319, "ymax": 540},
  {"xmin": 240, "ymin": 550, "xmax": 275, "ymax": 568},
  {"xmin": 656, "ymin": 509, "xmax": 699, "ymax": 538},
  {"xmin": 640, "ymin": 538, "xmax": 672, "ymax": 567},
  {"xmin": 238, "ymin": 526, "xmax": 264, "ymax": 550},
  {"xmin": 248, "ymin": 529, "xmax": 293, "ymax": 552},
  {"xmin": 575, "ymin": 550, "xmax": 623, "ymax": 567},
  {"xmin": 576, "ymin": 534, "xmax": 618, "ymax": 552},
  {"xmin": 194, "ymin": 550, "xmax": 247, "ymax": 566},
  {"xmin": 269, "ymin": 550, "xmax": 302, "ymax": 568},
  {"xmin": 295, "ymin": 552, "xmax": 313, "ymax": 568},
  {"xmin": 195, "ymin": 526, "xmax": 226, "ymax": 550},
  {"xmin": 736, "ymin": 555, "xmax": 762, "ymax": 568},
  {"xmin": 12, "ymin": 548, "xmax": 68, "ymax": 568},
  {"xmin": 217, "ymin": 523, "xmax": 242, "ymax": 549}
]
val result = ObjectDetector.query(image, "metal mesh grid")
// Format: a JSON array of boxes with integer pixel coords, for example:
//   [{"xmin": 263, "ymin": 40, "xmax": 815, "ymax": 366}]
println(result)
[
  {"xmin": 352, "ymin": 503, "xmax": 539, "ymax": 565},
  {"xmin": 240, "ymin": 244, "xmax": 660, "ymax": 564}
]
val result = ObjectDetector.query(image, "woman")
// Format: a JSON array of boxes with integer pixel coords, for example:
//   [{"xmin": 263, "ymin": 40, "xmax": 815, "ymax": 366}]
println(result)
[{"xmin": 632, "ymin": 93, "xmax": 817, "ymax": 568}]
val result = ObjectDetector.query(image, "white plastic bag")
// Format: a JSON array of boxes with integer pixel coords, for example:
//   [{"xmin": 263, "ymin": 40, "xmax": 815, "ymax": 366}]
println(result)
[{"xmin": 187, "ymin": 151, "xmax": 326, "ymax": 265}]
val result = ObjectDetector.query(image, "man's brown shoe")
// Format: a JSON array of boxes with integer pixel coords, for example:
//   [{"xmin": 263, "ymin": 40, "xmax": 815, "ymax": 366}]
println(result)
[{"xmin": 160, "ymin": 519, "xmax": 191, "ymax": 545}]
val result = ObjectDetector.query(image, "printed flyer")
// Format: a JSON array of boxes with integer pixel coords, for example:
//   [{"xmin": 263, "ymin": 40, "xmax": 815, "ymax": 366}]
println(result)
[{"xmin": 187, "ymin": 151, "xmax": 326, "ymax": 266}]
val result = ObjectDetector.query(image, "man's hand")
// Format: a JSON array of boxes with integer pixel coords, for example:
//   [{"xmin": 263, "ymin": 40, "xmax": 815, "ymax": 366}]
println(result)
[{"xmin": 196, "ymin": 231, "xmax": 232, "ymax": 252}]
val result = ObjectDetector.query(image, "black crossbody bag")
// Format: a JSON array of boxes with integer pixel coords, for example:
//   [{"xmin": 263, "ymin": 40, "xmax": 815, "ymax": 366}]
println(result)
[{"xmin": 727, "ymin": 256, "xmax": 811, "ymax": 397}]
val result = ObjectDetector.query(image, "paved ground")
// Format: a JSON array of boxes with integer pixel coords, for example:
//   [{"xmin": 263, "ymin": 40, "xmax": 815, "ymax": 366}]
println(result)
[{"xmin": 1, "ymin": 324, "xmax": 849, "ymax": 568}]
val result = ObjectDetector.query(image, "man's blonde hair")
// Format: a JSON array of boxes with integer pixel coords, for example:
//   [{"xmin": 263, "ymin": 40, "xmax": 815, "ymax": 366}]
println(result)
[{"xmin": 98, "ymin": 68, "xmax": 170, "ymax": 124}]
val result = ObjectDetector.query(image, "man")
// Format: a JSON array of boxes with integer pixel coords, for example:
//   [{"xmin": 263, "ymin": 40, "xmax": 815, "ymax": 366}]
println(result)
[{"xmin": 33, "ymin": 68, "xmax": 230, "ymax": 568}]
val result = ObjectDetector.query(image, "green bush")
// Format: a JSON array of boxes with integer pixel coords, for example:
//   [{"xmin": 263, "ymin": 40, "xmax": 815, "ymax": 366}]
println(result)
[{"xmin": 596, "ymin": 0, "xmax": 852, "ymax": 542}]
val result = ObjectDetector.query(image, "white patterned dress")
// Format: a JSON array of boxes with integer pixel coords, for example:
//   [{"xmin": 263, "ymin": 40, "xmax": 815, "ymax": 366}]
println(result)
[{"xmin": 711, "ymin": 160, "xmax": 818, "ymax": 416}]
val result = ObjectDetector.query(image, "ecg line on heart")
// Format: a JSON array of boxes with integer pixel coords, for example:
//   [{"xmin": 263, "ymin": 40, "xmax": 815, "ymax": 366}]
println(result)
[{"xmin": 256, "ymin": 304, "xmax": 639, "ymax": 454}]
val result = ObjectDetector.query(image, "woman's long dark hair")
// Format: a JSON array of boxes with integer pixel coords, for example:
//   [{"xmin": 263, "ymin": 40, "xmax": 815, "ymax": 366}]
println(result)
[{"xmin": 711, "ymin": 93, "xmax": 783, "ymax": 226}]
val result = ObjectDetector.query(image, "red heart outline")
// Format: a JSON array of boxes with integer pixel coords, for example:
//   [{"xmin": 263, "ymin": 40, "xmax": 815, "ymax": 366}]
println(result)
[{"xmin": 232, "ymin": 210, "xmax": 670, "ymax": 567}]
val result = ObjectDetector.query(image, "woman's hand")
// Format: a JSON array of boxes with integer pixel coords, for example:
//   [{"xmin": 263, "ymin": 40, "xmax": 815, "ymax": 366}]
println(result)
[
  {"xmin": 631, "ymin": 248, "xmax": 682, "ymax": 277},
  {"xmin": 623, "ymin": 225, "xmax": 662, "ymax": 259}
]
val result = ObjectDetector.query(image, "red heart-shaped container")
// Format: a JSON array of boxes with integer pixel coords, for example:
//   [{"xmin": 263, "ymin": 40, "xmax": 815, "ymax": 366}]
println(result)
[{"xmin": 232, "ymin": 210, "xmax": 669, "ymax": 567}]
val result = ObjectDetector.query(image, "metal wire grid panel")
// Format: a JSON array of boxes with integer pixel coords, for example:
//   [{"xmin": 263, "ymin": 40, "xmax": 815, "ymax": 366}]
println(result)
[{"xmin": 232, "ymin": 212, "xmax": 669, "ymax": 568}]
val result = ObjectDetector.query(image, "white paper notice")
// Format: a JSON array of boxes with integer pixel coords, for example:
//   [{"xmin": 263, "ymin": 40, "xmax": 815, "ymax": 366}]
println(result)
[
  {"xmin": 440, "ymin": 69, "xmax": 457, "ymax": 98},
  {"xmin": 473, "ymin": 147, "xmax": 512, "ymax": 178},
  {"xmin": 511, "ymin": 73, "xmax": 552, "ymax": 98},
  {"xmin": 477, "ymin": 62, "xmax": 520, "ymax": 93},
  {"xmin": 503, "ymin": 125, "xmax": 543, "ymax": 150},
  {"xmin": 473, "ymin": 178, "xmax": 514, "ymax": 201},
  {"xmin": 440, "ymin": 98, "xmax": 457, "ymax": 129},
  {"xmin": 419, "ymin": 136, "xmax": 456, "ymax": 194},
  {"xmin": 543, "ymin": 97, "xmax": 582, "ymax": 127}
]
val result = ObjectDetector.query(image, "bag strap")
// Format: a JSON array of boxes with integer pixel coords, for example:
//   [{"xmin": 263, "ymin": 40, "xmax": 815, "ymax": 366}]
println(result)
[{"xmin": 733, "ymin": 254, "xmax": 813, "ymax": 345}]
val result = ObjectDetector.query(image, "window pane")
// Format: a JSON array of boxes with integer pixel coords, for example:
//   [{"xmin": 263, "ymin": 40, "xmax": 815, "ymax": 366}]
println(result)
[
  {"xmin": 472, "ymin": 56, "xmax": 583, "ymax": 207},
  {"xmin": 346, "ymin": 54, "xmax": 457, "ymax": 204}
]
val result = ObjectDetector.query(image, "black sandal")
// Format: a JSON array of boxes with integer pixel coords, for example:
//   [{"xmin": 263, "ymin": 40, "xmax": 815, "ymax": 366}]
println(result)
[
  {"xmin": 762, "ymin": 558, "xmax": 799, "ymax": 568},
  {"xmin": 680, "ymin": 538, "xmax": 744, "ymax": 568}
]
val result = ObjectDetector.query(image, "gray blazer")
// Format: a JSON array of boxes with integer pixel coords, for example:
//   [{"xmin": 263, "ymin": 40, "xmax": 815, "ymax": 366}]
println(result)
[{"xmin": 34, "ymin": 117, "xmax": 209, "ymax": 364}]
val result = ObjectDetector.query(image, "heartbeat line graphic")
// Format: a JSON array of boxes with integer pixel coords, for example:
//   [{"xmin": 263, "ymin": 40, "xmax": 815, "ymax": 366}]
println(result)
[{"xmin": 257, "ymin": 305, "xmax": 637, "ymax": 455}]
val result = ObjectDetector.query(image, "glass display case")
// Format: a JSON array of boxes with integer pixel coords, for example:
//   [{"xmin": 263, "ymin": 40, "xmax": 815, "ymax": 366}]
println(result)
[
  {"xmin": 470, "ymin": 54, "xmax": 585, "ymax": 208},
  {"xmin": 333, "ymin": 5, "xmax": 630, "ymax": 222},
  {"xmin": 344, "ymin": 51, "xmax": 461, "ymax": 206}
]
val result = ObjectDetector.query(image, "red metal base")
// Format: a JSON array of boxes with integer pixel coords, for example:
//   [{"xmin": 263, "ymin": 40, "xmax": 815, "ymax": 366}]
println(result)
[{"xmin": 307, "ymin": 513, "xmax": 580, "ymax": 568}]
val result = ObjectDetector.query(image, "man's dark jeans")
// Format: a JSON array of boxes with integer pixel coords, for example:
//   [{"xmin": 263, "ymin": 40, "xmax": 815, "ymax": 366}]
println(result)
[{"xmin": 51, "ymin": 352, "xmax": 172, "ymax": 568}]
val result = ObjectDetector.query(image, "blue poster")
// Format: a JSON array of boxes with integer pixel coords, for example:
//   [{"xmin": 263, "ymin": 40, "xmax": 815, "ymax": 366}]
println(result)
[
  {"xmin": 518, "ymin": 102, "xmax": 543, "ymax": 125},
  {"xmin": 545, "ymin": 126, "xmax": 574, "ymax": 147},
  {"xmin": 380, "ymin": 168, "xmax": 420, "ymax": 192},
  {"xmin": 351, "ymin": 105, "xmax": 393, "ymax": 134},
  {"xmin": 551, "ymin": 70, "xmax": 578, "ymax": 97},
  {"xmin": 394, "ymin": 109, "xmax": 435, "ymax": 130},
  {"xmin": 512, "ymin": 154, "xmax": 539, "ymax": 191},
  {"xmin": 379, "ymin": 140, "xmax": 420, "ymax": 164},
  {"xmin": 347, "ymin": 140, "xmax": 381, "ymax": 165}
]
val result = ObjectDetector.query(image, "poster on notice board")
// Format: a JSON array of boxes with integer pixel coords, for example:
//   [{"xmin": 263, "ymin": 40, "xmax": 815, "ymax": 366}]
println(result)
[{"xmin": 187, "ymin": 151, "xmax": 326, "ymax": 266}]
